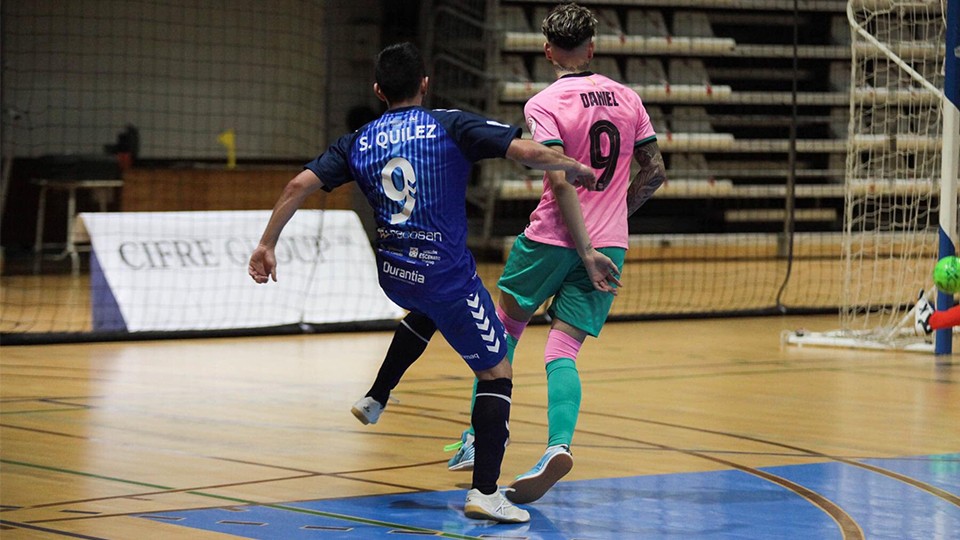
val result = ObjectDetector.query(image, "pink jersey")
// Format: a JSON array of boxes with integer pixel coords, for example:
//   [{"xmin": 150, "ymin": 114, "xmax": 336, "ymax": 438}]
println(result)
[{"xmin": 523, "ymin": 72, "xmax": 656, "ymax": 249}]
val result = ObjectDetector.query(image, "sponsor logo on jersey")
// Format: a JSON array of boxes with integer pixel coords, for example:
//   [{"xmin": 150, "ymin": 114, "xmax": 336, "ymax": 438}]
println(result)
[
  {"xmin": 416, "ymin": 249, "xmax": 441, "ymax": 262},
  {"xmin": 382, "ymin": 260, "xmax": 425, "ymax": 284},
  {"xmin": 377, "ymin": 227, "xmax": 443, "ymax": 242},
  {"xmin": 407, "ymin": 246, "xmax": 441, "ymax": 264}
]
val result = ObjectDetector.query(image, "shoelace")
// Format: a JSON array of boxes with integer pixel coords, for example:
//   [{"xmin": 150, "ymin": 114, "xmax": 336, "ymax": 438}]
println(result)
[
  {"xmin": 443, "ymin": 440, "xmax": 464, "ymax": 453},
  {"xmin": 494, "ymin": 489, "xmax": 516, "ymax": 513}
]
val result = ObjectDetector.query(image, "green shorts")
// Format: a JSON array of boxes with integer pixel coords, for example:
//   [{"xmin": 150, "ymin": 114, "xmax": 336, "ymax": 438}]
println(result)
[{"xmin": 497, "ymin": 234, "xmax": 625, "ymax": 337}]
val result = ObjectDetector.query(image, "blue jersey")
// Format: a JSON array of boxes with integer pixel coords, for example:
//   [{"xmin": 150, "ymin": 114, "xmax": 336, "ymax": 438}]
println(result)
[{"xmin": 306, "ymin": 106, "xmax": 521, "ymax": 300}]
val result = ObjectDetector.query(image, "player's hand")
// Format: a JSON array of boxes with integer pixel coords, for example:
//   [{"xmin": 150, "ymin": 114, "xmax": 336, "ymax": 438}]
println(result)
[
  {"xmin": 582, "ymin": 248, "xmax": 621, "ymax": 295},
  {"xmin": 566, "ymin": 163, "xmax": 598, "ymax": 191},
  {"xmin": 248, "ymin": 245, "xmax": 278, "ymax": 283}
]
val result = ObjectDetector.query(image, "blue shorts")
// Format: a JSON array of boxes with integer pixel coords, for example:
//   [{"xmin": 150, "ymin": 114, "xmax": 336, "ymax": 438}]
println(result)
[{"xmin": 384, "ymin": 274, "xmax": 507, "ymax": 372}]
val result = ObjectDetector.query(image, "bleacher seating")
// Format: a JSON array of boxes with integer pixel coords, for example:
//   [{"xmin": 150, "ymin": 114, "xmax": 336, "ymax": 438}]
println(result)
[
  {"xmin": 670, "ymin": 107, "xmax": 715, "ymax": 133},
  {"xmin": 498, "ymin": 54, "xmax": 531, "ymax": 83},
  {"xmin": 590, "ymin": 57, "xmax": 622, "ymax": 81},
  {"xmin": 510, "ymin": 6, "xmax": 736, "ymax": 55},
  {"xmin": 667, "ymin": 58, "xmax": 711, "ymax": 86},
  {"xmin": 829, "ymin": 107, "xmax": 847, "ymax": 139},
  {"xmin": 645, "ymin": 106, "xmax": 668, "ymax": 130},
  {"xmin": 669, "ymin": 153, "xmax": 712, "ymax": 178},
  {"xmin": 672, "ymin": 11, "xmax": 715, "ymax": 38},
  {"xmin": 472, "ymin": 0, "xmax": 853, "ymax": 241},
  {"xmin": 531, "ymin": 55, "xmax": 555, "ymax": 82},
  {"xmin": 626, "ymin": 9, "xmax": 670, "ymax": 37},
  {"xmin": 828, "ymin": 61, "xmax": 850, "ymax": 91},
  {"xmin": 624, "ymin": 58, "xmax": 667, "ymax": 85},
  {"xmin": 830, "ymin": 15, "xmax": 850, "ymax": 44},
  {"xmin": 499, "ymin": 6, "xmax": 530, "ymax": 32},
  {"xmin": 597, "ymin": 10, "xmax": 624, "ymax": 35}
]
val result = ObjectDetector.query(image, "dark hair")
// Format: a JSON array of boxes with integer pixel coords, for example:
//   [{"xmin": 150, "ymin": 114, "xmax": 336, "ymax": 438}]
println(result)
[
  {"xmin": 375, "ymin": 42, "xmax": 426, "ymax": 103},
  {"xmin": 541, "ymin": 3, "xmax": 597, "ymax": 50}
]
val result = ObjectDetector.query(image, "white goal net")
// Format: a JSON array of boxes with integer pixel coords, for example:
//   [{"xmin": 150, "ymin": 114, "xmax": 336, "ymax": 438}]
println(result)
[{"xmin": 788, "ymin": 0, "xmax": 952, "ymax": 351}]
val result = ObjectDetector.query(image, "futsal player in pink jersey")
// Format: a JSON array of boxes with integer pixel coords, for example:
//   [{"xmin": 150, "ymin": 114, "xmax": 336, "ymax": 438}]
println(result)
[{"xmin": 445, "ymin": 2, "xmax": 668, "ymax": 504}]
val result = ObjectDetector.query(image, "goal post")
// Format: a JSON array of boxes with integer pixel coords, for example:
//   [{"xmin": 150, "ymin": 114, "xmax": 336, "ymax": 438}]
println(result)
[
  {"xmin": 937, "ymin": 0, "xmax": 959, "ymax": 354},
  {"xmin": 787, "ymin": 0, "xmax": 955, "ymax": 352}
]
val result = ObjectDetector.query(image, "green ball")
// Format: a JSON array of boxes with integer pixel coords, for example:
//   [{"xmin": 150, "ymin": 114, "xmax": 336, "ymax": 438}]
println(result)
[{"xmin": 933, "ymin": 256, "xmax": 960, "ymax": 294}]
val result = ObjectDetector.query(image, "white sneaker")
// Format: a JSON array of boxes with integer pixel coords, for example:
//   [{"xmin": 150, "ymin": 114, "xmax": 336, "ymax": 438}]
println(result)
[
  {"xmin": 464, "ymin": 488, "xmax": 530, "ymax": 523},
  {"xmin": 914, "ymin": 290, "xmax": 934, "ymax": 336},
  {"xmin": 506, "ymin": 444, "xmax": 573, "ymax": 504},
  {"xmin": 351, "ymin": 396, "xmax": 384, "ymax": 425}
]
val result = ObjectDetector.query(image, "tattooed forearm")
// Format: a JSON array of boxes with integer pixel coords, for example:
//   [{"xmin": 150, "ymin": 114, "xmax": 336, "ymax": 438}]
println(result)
[{"xmin": 627, "ymin": 141, "xmax": 666, "ymax": 216}]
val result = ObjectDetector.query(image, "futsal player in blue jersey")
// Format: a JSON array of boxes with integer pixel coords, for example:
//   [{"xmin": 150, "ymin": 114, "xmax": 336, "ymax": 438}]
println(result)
[{"xmin": 249, "ymin": 42, "xmax": 606, "ymax": 523}]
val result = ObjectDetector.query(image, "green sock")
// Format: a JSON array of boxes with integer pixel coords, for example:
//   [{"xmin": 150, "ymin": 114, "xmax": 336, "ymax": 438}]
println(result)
[
  {"xmin": 546, "ymin": 357, "xmax": 580, "ymax": 447},
  {"xmin": 466, "ymin": 334, "xmax": 519, "ymax": 437}
]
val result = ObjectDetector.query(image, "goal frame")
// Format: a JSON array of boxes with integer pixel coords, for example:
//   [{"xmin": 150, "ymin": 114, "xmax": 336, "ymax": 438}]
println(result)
[{"xmin": 787, "ymin": 0, "xmax": 958, "ymax": 354}]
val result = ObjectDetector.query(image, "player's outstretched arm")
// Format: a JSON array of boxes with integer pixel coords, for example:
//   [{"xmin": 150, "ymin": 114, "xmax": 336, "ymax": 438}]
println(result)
[
  {"xmin": 627, "ymin": 141, "xmax": 666, "ymax": 217},
  {"xmin": 505, "ymin": 139, "xmax": 597, "ymax": 190},
  {"xmin": 249, "ymin": 169, "xmax": 324, "ymax": 283},
  {"xmin": 543, "ymin": 148, "xmax": 621, "ymax": 295}
]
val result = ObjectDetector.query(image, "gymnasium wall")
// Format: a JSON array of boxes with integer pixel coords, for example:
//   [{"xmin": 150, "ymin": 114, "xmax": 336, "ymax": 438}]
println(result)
[{"xmin": 1, "ymin": 0, "xmax": 385, "ymax": 161}]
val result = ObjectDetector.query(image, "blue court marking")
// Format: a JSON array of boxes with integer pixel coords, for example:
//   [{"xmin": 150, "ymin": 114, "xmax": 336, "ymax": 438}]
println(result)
[
  {"xmin": 138, "ymin": 454, "xmax": 960, "ymax": 539},
  {"xmin": 861, "ymin": 453, "xmax": 960, "ymax": 494},
  {"xmin": 764, "ymin": 458, "xmax": 960, "ymax": 539}
]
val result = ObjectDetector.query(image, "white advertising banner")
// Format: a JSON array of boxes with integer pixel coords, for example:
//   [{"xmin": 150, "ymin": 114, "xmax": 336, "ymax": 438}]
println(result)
[{"xmin": 80, "ymin": 210, "xmax": 404, "ymax": 332}]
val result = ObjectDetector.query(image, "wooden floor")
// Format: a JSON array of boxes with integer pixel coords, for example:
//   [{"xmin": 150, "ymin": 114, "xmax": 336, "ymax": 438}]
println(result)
[{"xmin": 1, "ymin": 315, "xmax": 957, "ymax": 538}]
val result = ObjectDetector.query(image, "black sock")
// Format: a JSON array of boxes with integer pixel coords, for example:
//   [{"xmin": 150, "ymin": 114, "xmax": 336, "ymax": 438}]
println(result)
[
  {"xmin": 366, "ymin": 312, "xmax": 436, "ymax": 407},
  {"xmin": 471, "ymin": 377, "xmax": 512, "ymax": 495}
]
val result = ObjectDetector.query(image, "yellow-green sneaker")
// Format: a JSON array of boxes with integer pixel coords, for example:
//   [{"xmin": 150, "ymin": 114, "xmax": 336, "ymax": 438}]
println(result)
[{"xmin": 445, "ymin": 430, "xmax": 475, "ymax": 471}]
